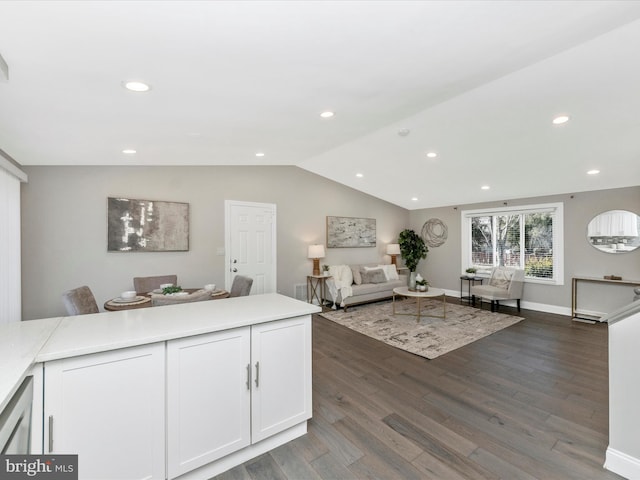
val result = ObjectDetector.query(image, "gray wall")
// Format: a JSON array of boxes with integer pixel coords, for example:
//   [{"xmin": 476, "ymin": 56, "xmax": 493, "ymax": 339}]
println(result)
[
  {"xmin": 21, "ymin": 166, "xmax": 409, "ymax": 320},
  {"xmin": 409, "ymin": 186, "xmax": 640, "ymax": 314}
]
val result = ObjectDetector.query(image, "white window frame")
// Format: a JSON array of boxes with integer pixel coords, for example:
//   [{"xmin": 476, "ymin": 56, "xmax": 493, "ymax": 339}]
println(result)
[{"xmin": 461, "ymin": 202, "xmax": 564, "ymax": 285}]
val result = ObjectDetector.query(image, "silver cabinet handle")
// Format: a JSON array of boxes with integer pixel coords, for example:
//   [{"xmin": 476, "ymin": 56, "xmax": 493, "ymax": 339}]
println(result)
[
  {"xmin": 246, "ymin": 364, "xmax": 251, "ymax": 390},
  {"xmin": 255, "ymin": 362, "xmax": 260, "ymax": 387},
  {"xmin": 48, "ymin": 415, "xmax": 54, "ymax": 452}
]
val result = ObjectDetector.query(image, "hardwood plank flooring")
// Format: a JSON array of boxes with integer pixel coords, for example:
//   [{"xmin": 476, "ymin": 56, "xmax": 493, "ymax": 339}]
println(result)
[{"xmin": 215, "ymin": 299, "xmax": 622, "ymax": 480}]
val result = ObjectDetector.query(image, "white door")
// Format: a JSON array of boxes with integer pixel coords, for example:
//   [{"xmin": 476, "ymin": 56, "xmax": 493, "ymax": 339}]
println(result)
[
  {"xmin": 225, "ymin": 201, "xmax": 276, "ymax": 294},
  {"xmin": 44, "ymin": 344, "xmax": 165, "ymax": 480},
  {"xmin": 166, "ymin": 327, "xmax": 251, "ymax": 479},
  {"xmin": 251, "ymin": 316, "xmax": 312, "ymax": 443}
]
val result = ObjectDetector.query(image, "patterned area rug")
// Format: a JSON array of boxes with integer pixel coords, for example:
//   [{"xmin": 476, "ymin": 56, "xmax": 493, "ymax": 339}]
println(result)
[{"xmin": 319, "ymin": 298, "xmax": 524, "ymax": 359}]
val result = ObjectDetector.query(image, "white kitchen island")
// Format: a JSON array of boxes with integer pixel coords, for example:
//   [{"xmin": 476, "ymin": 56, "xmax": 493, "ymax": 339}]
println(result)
[{"xmin": 0, "ymin": 293, "xmax": 320, "ymax": 480}]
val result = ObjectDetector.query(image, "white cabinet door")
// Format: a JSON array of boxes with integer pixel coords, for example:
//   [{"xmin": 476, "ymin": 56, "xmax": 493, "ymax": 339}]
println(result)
[
  {"xmin": 167, "ymin": 327, "xmax": 251, "ymax": 479},
  {"xmin": 251, "ymin": 315, "xmax": 312, "ymax": 443},
  {"xmin": 44, "ymin": 343, "xmax": 165, "ymax": 480}
]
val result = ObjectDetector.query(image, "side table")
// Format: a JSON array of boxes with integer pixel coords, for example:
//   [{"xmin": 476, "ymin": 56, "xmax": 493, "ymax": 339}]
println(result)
[
  {"xmin": 460, "ymin": 275, "xmax": 483, "ymax": 304},
  {"xmin": 307, "ymin": 275, "xmax": 331, "ymax": 307}
]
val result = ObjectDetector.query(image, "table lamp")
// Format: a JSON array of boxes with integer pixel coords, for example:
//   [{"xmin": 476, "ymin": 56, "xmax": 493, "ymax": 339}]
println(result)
[
  {"xmin": 308, "ymin": 244, "xmax": 325, "ymax": 276},
  {"xmin": 386, "ymin": 243, "xmax": 401, "ymax": 266}
]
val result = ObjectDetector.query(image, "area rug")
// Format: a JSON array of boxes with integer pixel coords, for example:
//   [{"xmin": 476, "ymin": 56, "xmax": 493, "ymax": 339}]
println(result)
[{"xmin": 319, "ymin": 299, "xmax": 524, "ymax": 359}]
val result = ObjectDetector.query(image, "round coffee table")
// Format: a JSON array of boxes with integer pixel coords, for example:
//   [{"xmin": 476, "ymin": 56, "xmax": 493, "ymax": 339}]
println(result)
[{"xmin": 392, "ymin": 286, "xmax": 446, "ymax": 322}]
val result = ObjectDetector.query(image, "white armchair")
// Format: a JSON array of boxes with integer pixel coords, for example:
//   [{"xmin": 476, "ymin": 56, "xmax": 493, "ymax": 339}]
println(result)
[{"xmin": 471, "ymin": 267, "xmax": 524, "ymax": 312}]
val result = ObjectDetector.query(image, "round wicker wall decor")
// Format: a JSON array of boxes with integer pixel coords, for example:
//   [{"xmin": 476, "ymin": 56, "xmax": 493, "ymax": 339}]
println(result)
[{"xmin": 421, "ymin": 218, "xmax": 448, "ymax": 248}]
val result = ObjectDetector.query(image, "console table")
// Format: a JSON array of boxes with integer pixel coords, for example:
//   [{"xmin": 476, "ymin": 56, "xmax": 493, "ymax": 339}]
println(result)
[{"xmin": 572, "ymin": 276, "xmax": 640, "ymax": 322}]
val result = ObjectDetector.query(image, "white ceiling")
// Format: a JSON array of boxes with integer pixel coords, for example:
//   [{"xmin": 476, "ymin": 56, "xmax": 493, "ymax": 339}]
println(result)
[{"xmin": 1, "ymin": 1, "xmax": 639, "ymax": 209}]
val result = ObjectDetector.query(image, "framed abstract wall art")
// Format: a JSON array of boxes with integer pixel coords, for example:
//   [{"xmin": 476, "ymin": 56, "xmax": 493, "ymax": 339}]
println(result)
[
  {"xmin": 326, "ymin": 216, "xmax": 376, "ymax": 248},
  {"xmin": 107, "ymin": 197, "xmax": 189, "ymax": 252}
]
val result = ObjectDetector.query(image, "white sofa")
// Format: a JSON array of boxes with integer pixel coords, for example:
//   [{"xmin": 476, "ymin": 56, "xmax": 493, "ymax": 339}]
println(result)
[{"xmin": 325, "ymin": 264, "xmax": 407, "ymax": 311}]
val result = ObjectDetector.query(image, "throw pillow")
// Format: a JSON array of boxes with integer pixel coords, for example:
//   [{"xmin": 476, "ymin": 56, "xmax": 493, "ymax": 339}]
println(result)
[
  {"xmin": 351, "ymin": 266, "xmax": 362, "ymax": 285},
  {"xmin": 361, "ymin": 268, "xmax": 386, "ymax": 284},
  {"xmin": 378, "ymin": 264, "xmax": 399, "ymax": 281}
]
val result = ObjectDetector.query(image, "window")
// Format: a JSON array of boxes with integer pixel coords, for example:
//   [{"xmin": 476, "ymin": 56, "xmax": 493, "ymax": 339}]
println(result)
[{"xmin": 461, "ymin": 203, "xmax": 564, "ymax": 285}]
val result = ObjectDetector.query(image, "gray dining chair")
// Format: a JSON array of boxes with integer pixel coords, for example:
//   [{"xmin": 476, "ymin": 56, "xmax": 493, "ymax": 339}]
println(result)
[
  {"xmin": 62, "ymin": 285, "xmax": 100, "ymax": 315},
  {"xmin": 229, "ymin": 275, "xmax": 253, "ymax": 297},
  {"xmin": 133, "ymin": 274, "xmax": 178, "ymax": 294}
]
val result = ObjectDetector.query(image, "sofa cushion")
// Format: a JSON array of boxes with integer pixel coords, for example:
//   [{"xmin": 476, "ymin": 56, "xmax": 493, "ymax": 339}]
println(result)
[
  {"xmin": 470, "ymin": 285, "xmax": 510, "ymax": 300},
  {"xmin": 353, "ymin": 280, "xmax": 407, "ymax": 297},
  {"xmin": 351, "ymin": 266, "xmax": 362, "ymax": 285},
  {"xmin": 361, "ymin": 268, "xmax": 386, "ymax": 284},
  {"xmin": 378, "ymin": 264, "xmax": 399, "ymax": 281}
]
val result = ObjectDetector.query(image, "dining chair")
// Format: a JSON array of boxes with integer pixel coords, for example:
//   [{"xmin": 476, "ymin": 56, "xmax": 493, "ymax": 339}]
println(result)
[
  {"xmin": 151, "ymin": 289, "xmax": 212, "ymax": 307},
  {"xmin": 62, "ymin": 285, "xmax": 100, "ymax": 315},
  {"xmin": 229, "ymin": 275, "xmax": 253, "ymax": 297},
  {"xmin": 133, "ymin": 274, "xmax": 178, "ymax": 294}
]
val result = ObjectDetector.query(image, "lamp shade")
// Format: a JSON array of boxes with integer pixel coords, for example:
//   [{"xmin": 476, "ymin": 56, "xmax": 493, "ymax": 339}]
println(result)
[
  {"xmin": 386, "ymin": 243, "xmax": 401, "ymax": 255},
  {"xmin": 308, "ymin": 244, "xmax": 325, "ymax": 259}
]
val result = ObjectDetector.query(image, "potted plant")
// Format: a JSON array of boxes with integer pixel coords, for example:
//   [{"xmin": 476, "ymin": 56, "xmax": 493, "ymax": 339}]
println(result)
[
  {"xmin": 465, "ymin": 267, "xmax": 477, "ymax": 277},
  {"xmin": 322, "ymin": 264, "xmax": 330, "ymax": 276},
  {"xmin": 398, "ymin": 229, "xmax": 428, "ymax": 289},
  {"xmin": 415, "ymin": 274, "xmax": 429, "ymax": 292}
]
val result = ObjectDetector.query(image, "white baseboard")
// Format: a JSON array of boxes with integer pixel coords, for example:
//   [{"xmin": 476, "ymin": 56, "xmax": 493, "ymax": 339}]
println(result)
[
  {"xmin": 605, "ymin": 447, "xmax": 640, "ymax": 479},
  {"xmin": 444, "ymin": 288, "xmax": 572, "ymax": 317},
  {"xmin": 520, "ymin": 300, "xmax": 571, "ymax": 316}
]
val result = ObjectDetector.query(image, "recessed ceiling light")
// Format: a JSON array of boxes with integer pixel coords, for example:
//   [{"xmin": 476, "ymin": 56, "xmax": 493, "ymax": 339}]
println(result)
[
  {"xmin": 587, "ymin": 169, "xmax": 600, "ymax": 175},
  {"xmin": 552, "ymin": 114, "xmax": 570, "ymax": 125},
  {"xmin": 426, "ymin": 152, "xmax": 437, "ymax": 158},
  {"xmin": 123, "ymin": 81, "xmax": 151, "ymax": 92},
  {"xmin": 355, "ymin": 173, "xmax": 363, "ymax": 178},
  {"xmin": 411, "ymin": 197, "xmax": 418, "ymax": 201},
  {"xmin": 320, "ymin": 111, "xmax": 334, "ymax": 118},
  {"xmin": 255, "ymin": 152, "xmax": 265, "ymax": 157},
  {"xmin": 481, "ymin": 185, "xmax": 490, "ymax": 190},
  {"xmin": 122, "ymin": 149, "xmax": 137, "ymax": 154}
]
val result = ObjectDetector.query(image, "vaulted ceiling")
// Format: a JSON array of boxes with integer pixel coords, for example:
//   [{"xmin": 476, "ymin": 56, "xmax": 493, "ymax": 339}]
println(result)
[{"xmin": 1, "ymin": 1, "xmax": 639, "ymax": 209}]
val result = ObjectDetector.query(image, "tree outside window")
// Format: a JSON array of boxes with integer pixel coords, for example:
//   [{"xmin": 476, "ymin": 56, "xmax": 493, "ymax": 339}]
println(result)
[{"xmin": 466, "ymin": 205, "xmax": 560, "ymax": 282}]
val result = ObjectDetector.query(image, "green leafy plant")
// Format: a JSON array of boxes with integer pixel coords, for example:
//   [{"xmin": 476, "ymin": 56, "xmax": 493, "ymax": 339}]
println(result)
[
  {"xmin": 162, "ymin": 285, "xmax": 183, "ymax": 295},
  {"xmin": 322, "ymin": 264, "xmax": 330, "ymax": 272},
  {"xmin": 525, "ymin": 256, "xmax": 553, "ymax": 277},
  {"xmin": 398, "ymin": 229, "xmax": 428, "ymax": 272},
  {"xmin": 465, "ymin": 267, "xmax": 477, "ymax": 275}
]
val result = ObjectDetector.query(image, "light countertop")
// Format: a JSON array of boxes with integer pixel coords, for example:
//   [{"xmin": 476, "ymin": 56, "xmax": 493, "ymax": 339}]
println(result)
[
  {"xmin": 0, "ymin": 316, "xmax": 61, "ymax": 412},
  {"xmin": 1, "ymin": 294, "xmax": 320, "ymax": 412}
]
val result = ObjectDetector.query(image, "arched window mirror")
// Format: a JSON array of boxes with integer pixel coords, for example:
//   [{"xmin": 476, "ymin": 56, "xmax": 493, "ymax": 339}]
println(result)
[{"xmin": 587, "ymin": 210, "xmax": 640, "ymax": 254}]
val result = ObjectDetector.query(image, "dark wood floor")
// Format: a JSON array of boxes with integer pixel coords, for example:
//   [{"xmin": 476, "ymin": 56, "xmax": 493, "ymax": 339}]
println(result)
[{"xmin": 216, "ymin": 299, "xmax": 622, "ymax": 480}]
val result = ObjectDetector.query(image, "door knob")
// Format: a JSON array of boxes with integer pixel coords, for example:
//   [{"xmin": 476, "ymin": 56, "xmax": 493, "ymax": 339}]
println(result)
[{"xmin": 232, "ymin": 268, "xmax": 238, "ymax": 272}]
